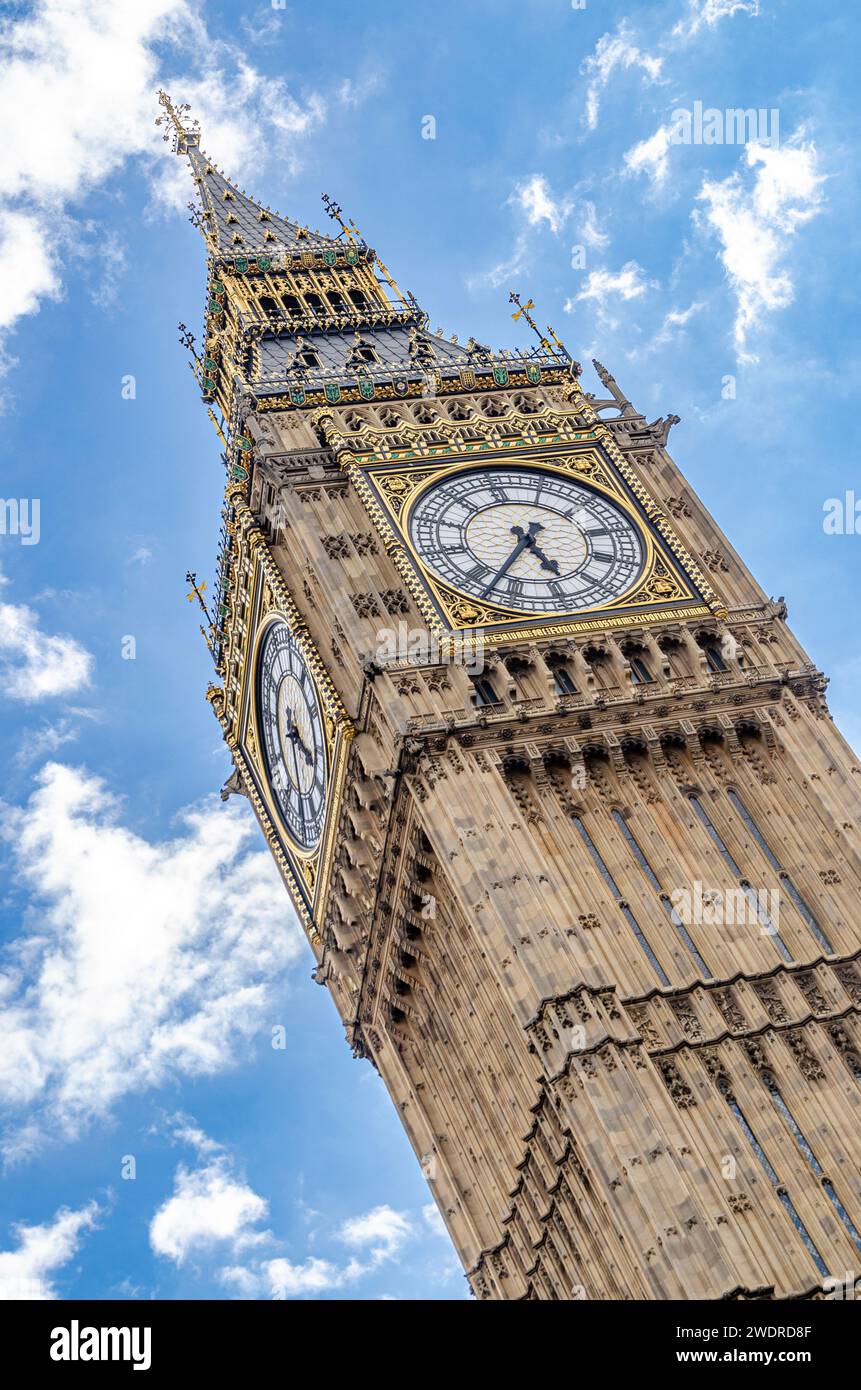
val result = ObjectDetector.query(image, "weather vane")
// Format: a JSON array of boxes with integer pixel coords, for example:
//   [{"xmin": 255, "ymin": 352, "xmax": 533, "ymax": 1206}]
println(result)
[
  {"xmin": 509, "ymin": 291, "xmax": 572, "ymax": 363},
  {"xmin": 178, "ymin": 321, "xmax": 199, "ymax": 362},
  {"xmin": 322, "ymin": 192, "xmax": 359, "ymax": 242},
  {"xmin": 185, "ymin": 572, "xmax": 215, "ymax": 656}
]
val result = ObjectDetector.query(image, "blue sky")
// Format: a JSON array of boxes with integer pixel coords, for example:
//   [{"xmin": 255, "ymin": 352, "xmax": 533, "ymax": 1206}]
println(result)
[{"xmin": 0, "ymin": 0, "xmax": 858, "ymax": 1301}]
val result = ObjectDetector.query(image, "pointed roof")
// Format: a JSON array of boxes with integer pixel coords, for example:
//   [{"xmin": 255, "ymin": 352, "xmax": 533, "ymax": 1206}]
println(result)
[
  {"xmin": 186, "ymin": 142, "xmax": 339, "ymax": 259},
  {"xmin": 157, "ymin": 91, "xmax": 342, "ymax": 261}
]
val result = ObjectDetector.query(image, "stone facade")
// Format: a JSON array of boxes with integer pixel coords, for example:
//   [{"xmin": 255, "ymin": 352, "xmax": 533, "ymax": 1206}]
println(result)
[{"xmin": 162, "ymin": 92, "xmax": 861, "ymax": 1301}]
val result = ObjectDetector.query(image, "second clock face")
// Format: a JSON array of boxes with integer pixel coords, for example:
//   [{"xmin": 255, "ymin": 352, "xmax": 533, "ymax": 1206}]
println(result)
[
  {"xmin": 256, "ymin": 619, "xmax": 327, "ymax": 851},
  {"xmin": 408, "ymin": 465, "xmax": 646, "ymax": 614}
]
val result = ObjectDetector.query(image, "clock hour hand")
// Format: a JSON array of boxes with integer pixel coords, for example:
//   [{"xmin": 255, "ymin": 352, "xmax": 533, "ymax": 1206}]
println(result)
[
  {"xmin": 481, "ymin": 521, "xmax": 543, "ymax": 596},
  {"xmin": 524, "ymin": 535, "xmax": 560, "ymax": 576},
  {"xmin": 283, "ymin": 704, "xmax": 315, "ymax": 767}
]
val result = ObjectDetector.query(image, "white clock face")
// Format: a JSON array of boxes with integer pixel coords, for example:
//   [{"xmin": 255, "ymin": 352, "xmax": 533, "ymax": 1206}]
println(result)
[
  {"xmin": 256, "ymin": 620, "xmax": 327, "ymax": 850},
  {"xmin": 408, "ymin": 465, "xmax": 646, "ymax": 614}
]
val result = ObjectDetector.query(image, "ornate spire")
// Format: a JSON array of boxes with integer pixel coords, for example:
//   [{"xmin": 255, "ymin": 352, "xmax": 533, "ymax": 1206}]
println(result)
[
  {"xmin": 592, "ymin": 358, "xmax": 635, "ymax": 414},
  {"xmin": 157, "ymin": 90, "xmax": 340, "ymax": 261}
]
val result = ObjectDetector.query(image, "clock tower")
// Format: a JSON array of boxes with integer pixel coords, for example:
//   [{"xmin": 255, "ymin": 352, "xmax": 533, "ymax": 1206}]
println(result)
[{"xmin": 162, "ymin": 94, "xmax": 861, "ymax": 1301}]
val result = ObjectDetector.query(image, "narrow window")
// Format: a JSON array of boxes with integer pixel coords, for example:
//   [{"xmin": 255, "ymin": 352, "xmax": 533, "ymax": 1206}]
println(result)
[
  {"xmin": 726, "ymin": 789, "xmax": 833, "ymax": 954},
  {"xmin": 717, "ymin": 1080, "xmax": 829, "ymax": 1277},
  {"xmin": 629, "ymin": 656, "xmax": 653, "ymax": 685},
  {"xmin": 704, "ymin": 645, "xmax": 727, "ymax": 673},
  {"xmin": 610, "ymin": 809, "xmax": 712, "ymax": 978},
  {"xmin": 573, "ymin": 818, "xmax": 670, "ymax": 986},
  {"xmin": 689, "ymin": 796, "xmax": 793, "ymax": 962},
  {"xmin": 470, "ymin": 676, "xmax": 498, "ymax": 707},
  {"xmin": 764, "ymin": 1074, "xmax": 861, "ymax": 1255},
  {"xmin": 553, "ymin": 667, "xmax": 578, "ymax": 695}
]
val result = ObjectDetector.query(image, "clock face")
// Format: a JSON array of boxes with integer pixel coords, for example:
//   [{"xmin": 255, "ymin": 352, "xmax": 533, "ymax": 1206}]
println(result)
[
  {"xmin": 408, "ymin": 465, "xmax": 646, "ymax": 615},
  {"xmin": 256, "ymin": 620, "xmax": 327, "ymax": 851}
]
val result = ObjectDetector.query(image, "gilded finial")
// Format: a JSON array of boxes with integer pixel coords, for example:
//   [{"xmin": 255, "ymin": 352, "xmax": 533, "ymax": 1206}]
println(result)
[
  {"xmin": 156, "ymin": 90, "xmax": 200, "ymax": 153},
  {"xmin": 322, "ymin": 192, "xmax": 359, "ymax": 242},
  {"xmin": 509, "ymin": 291, "xmax": 572, "ymax": 364},
  {"xmin": 185, "ymin": 571, "xmax": 215, "ymax": 655}
]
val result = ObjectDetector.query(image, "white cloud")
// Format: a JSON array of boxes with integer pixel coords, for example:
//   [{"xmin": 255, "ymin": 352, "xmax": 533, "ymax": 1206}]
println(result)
[
  {"xmin": 0, "ymin": 0, "xmax": 358, "ymax": 380},
  {"xmin": 467, "ymin": 233, "xmax": 530, "ymax": 293},
  {"xmin": 0, "ymin": 597, "xmax": 93, "ymax": 701},
  {"xmin": 129, "ymin": 546, "xmax": 154, "ymax": 566},
  {"xmin": 339, "ymin": 1205, "xmax": 412, "ymax": 1264},
  {"xmin": 0, "ymin": 210, "xmax": 62, "ymax": 331},
  {"xmin": 85, "ymin": 230, "xmax": 127, "ymax": 311},
  {"xmin": 567, "ymin": 260, "xmax": 658, "ymax": 311},
  {"xmin": 261, "ymin": 1256, "xmax": 360, "ymax": 1299},
  {"xmin": 581, "ymin": 22, "xmax": 664, "ymax": 131},
  {"xmin": 14, "ymin": 717, "xmax": 80, "ymax": 767},
  {"xmin": 578, "ymin": 200, "xmax": 609, "ymax": 250},
  {"xmin": 422, "ymin": 1203, "xmax": 448, "ymax": 1237},
  {"xmin": 674, "ymin": 0, "xmax": 760, "ymax": 39},
  {"xmin": 150, "ymin": 1158, "xmax": 269, "ymax": 1265},
  {"xmin": 695, "ymin": 135, "xmax": 825, "ymax": 360},
  {"xmin": 336, "ymin": 72, "xmax": 384, "ymax": 110},
  {"xmin": 510, "ymin": 175, "xmax": 571, "ymax": 236},
  {"xmin": 0, "ymin": 764, "xmax": 304, "ymax": 1158},
  {"xmin": 623, "ymin": 123, "xmax": 675, "ymax": 188},
  {"xmin": 657, "ymin": 300, "xmax": 706, "ymax": 342},
  {"xmin": 0, "ymin": 1202, "xmax": 99, "ymax": 1299},
  {"xmin": 252, "ymin": 1204, "xmax": 411, "ymax": 1299},
  {"xmin": 152, "ymin": 1126, "xmax": 416, "ymax": 1300},
  {"xmin": 470, "ymin": 175, "xmax": 573, "ymax": 292}
]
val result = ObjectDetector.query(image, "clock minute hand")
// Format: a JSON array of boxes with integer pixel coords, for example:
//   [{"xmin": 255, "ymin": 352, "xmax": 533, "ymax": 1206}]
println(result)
[{"xmin": 481, "ymin": 522, "xmax": 543, "ymax": 597}]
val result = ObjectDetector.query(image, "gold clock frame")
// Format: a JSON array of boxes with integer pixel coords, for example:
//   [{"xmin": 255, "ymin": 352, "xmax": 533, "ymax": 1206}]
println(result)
[
  {"xmin": 344, "ymin": 440, "xmax": 722, "ymax": 645},
  {"xmin": 208, "ymin": 499, "xmax": 354, "ymax": 941},
  {"xmin": 248, "ymin": 612, "xmax": 331, "ymax": 861}
]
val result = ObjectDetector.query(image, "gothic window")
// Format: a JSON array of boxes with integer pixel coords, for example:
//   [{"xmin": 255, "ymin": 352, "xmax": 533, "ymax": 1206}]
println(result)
[
  {"xmin": 470, "ymin": 675, "xmax": 499, "ymax": 707},
  {"xmin": 327, "ymin": 289, "xmax": 346, "ymax": 312},
  {"xmin": 306, "ymin": 292, "xmax": 325, "ymax": 316},
  {"xmin": 348, "ymin": 288, "xmax": 368, "ymax": 310},
  {"xmin": 725, "ymin": 789, "xmax": 834, "ymax": 954},
  {"xmin": 572, "ymin": 817, "xmax": 670, "ymax": 986},
  {"xmin": 715, "ymin": 1078, "xmax": 829, "ymax": 1277},
  {"xmin": 259, "ymin": 294, "xmax": 280, "ymax": 316},
  {"xmin": 283, "ymin": 293, "xmax": 302, "ymax": 315},
  {"xmin": 546, "ymin": 651, "xmax": 578, "ymax": 695},
  {"xmin": 762, "ymin": 1073, "xmax": 861, "ymax": 1256},
  {"xmin": 629, "ymin": 656, "xmax": 653, "ymax": 685},
  {"xmin": 554, "ymin": 667, "xmax": 578, "ymax": 696},
  {"xmin": 582, "ymin": 645, "xmax": 615, "ymax": 690},
  {"xmin": 699, "ymin": 637, "xmax": 727, "ymax": 673},
  {"xmin": 609, "ymin": 809, "xmax": 712, "ymax": 978},
  {"xmin": 358, "ymin": 344, "xmax": 378, "ymax": 363},
  {"xmin": 658, "ymin": 635, "xmax": 688, "ymax": 675},
  {"xmin": 689, "ymin": 796, "xmax": 793, "ymax": 962},
  {"xmin": 300, "ymin": 350, "xmax": 321, "ymax": 368}
]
